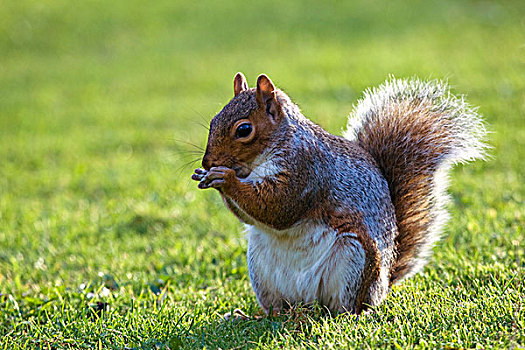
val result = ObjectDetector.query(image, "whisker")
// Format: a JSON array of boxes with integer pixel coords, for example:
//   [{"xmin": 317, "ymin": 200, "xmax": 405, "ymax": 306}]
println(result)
[
  {"xmin": 175, "ymin": 157, "xmax": 202, "ymax": 178},
  {"xmin": 186, "ymin": 106, "xmax": 212, "ymax": 127},
  {"xmin": 172, "ymin": 149, "xmax": 204, "ymax": 156},
  {"xmin": 192, "ymin": 120, "xmax": 210, "ymax": 131},
  {"xmin": 173, "ymin": 138, "xmax": 205, "ymax": 152}
]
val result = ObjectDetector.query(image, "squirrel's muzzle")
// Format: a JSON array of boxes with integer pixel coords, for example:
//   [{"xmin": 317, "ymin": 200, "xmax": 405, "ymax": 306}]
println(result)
[{"xmin": 201, "ymin": 153, "xmax": 212, "ymax": 170}]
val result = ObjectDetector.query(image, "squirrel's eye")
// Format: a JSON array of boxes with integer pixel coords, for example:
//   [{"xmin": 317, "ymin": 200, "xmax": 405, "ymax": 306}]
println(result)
[{"xmin": 235, "ymin": 122, "xmax": 253, "ymax": 139}]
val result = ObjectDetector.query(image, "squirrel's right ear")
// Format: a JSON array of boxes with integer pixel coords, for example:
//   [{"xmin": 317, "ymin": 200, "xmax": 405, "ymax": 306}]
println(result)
[
  {"xmin": 256, "ymin": 74, "xmax": 281, "ymax": 123},
  {"xmin": 233, "ymin": 72, "xmax": 248, "ymax": 96}
]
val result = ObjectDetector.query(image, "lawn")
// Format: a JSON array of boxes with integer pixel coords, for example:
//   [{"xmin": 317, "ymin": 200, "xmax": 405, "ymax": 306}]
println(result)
[{"xmin": 0, "ymin": 0, "xmax": 524, "ymax": 348}]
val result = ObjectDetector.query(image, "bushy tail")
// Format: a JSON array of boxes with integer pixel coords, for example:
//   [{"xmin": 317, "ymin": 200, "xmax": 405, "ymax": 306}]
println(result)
[{"xmin": 344, "ymin": 78, "xmax": 487, "ymax": 284}]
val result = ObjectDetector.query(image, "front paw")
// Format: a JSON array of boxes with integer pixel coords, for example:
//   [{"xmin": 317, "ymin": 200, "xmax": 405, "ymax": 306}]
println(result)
[{"xmin": 197, "ymin": 166, "xmax": 238, "ymax": 190}]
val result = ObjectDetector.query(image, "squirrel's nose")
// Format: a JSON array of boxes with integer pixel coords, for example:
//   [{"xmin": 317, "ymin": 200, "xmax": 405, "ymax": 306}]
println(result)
[{"xmin": 202, "ymin": 154, "xmax": 215, "ymax": 170}]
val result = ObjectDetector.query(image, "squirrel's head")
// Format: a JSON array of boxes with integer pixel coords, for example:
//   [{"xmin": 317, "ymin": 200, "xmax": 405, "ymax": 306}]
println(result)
[{"xmin": 202, "ymin": 72, "xmax": 284, "ymax": 178}]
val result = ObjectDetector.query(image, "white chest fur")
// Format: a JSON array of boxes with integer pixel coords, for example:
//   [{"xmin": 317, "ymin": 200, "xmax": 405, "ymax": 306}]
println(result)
[{"xmin": 246, "ymin": 222, "xmax": 365, "ymax": 312}]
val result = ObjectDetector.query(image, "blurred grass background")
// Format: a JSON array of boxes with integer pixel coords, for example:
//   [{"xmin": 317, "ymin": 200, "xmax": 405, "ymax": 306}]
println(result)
[{"xmin": 0, "ymin": 0, "xmax": 524, "ymax": 348}]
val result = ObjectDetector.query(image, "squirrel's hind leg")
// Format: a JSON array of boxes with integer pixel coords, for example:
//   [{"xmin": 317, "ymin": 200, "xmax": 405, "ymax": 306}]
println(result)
[{"xmin": 317, "ymin": 233, "xmax": 370, "ymax": 314}]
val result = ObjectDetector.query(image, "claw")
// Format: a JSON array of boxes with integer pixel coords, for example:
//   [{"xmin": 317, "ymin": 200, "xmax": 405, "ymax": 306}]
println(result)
[
  {"xmin": 198, "ymin": 181, "xmax": 211, "ymax": 189},
  {"xmin": 191, "ymin": 173, "xmax": 205, "ymax": 181},
  {"xmin": 192, "ymin": 168, "xmax": 208, "ymax": 182}
]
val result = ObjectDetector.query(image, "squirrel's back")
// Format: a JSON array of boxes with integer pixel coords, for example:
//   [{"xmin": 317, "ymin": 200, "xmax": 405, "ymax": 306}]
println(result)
[{"xmin": 344, "ymin": 78, "xmax": 487, "ymax": 284}]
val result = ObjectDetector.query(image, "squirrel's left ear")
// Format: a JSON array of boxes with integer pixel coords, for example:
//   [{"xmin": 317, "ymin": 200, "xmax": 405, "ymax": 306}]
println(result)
[
  {"xmin": 256, "ymin": 74, "xmax": 280, "ymax": 122},
  {"xmin": 233, "ymin": 72, "xmax": 248, "ymax": 96}
]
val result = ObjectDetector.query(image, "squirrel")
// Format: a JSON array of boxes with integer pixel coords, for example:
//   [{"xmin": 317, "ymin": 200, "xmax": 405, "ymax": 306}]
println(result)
[{"xmin": 191, "ymin": 72, "xmax": 487, "ymax": 315}]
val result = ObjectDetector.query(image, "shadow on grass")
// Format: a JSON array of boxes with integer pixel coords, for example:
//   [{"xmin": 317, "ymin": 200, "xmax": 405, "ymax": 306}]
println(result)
[
  {"xmin": 116, "ymin": 214, "xmax": 170, "ymax": 236},
  {"xmin": 180, "ymin": 304, "xmax": 346, "ymax": 349},
  {"xmin": 182, "ymin": 315, "xmax": 295, "ymax": 349}
]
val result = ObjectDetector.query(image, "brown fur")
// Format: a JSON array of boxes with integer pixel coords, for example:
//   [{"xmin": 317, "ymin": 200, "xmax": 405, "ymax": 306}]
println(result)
[
  {"xmin": 202, "ymin": 90, "xmax": 282, "ymax": 178},
  {"xmin": 202, "ymin": 75, "xmax": 285, "ymax": 180},
  {"xmin": 201, "ymin": 75, "xmax": 320, "ymax": 230},
  {"xmin": 217, "ymin": 169, "xmax": 313, "ymax": 230}
]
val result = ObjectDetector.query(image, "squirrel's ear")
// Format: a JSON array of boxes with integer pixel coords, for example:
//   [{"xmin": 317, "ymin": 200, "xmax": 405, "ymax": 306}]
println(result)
[
  {"xmin": 256, "ymin": 74, "xmax": 275, "ymax": 103},
  {"xmin": 256, "ymin": 74, "xmax": 280, "ymax": 122},
  {"xmin": 233, "ymin": 72, "xmax": 248, "ymax": 96}
]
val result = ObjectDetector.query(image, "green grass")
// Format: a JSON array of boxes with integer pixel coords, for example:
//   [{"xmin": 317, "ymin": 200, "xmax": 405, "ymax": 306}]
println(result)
[{"xmin": 1, "ymin": 0, "xmax": 524, "ymax": 348}]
